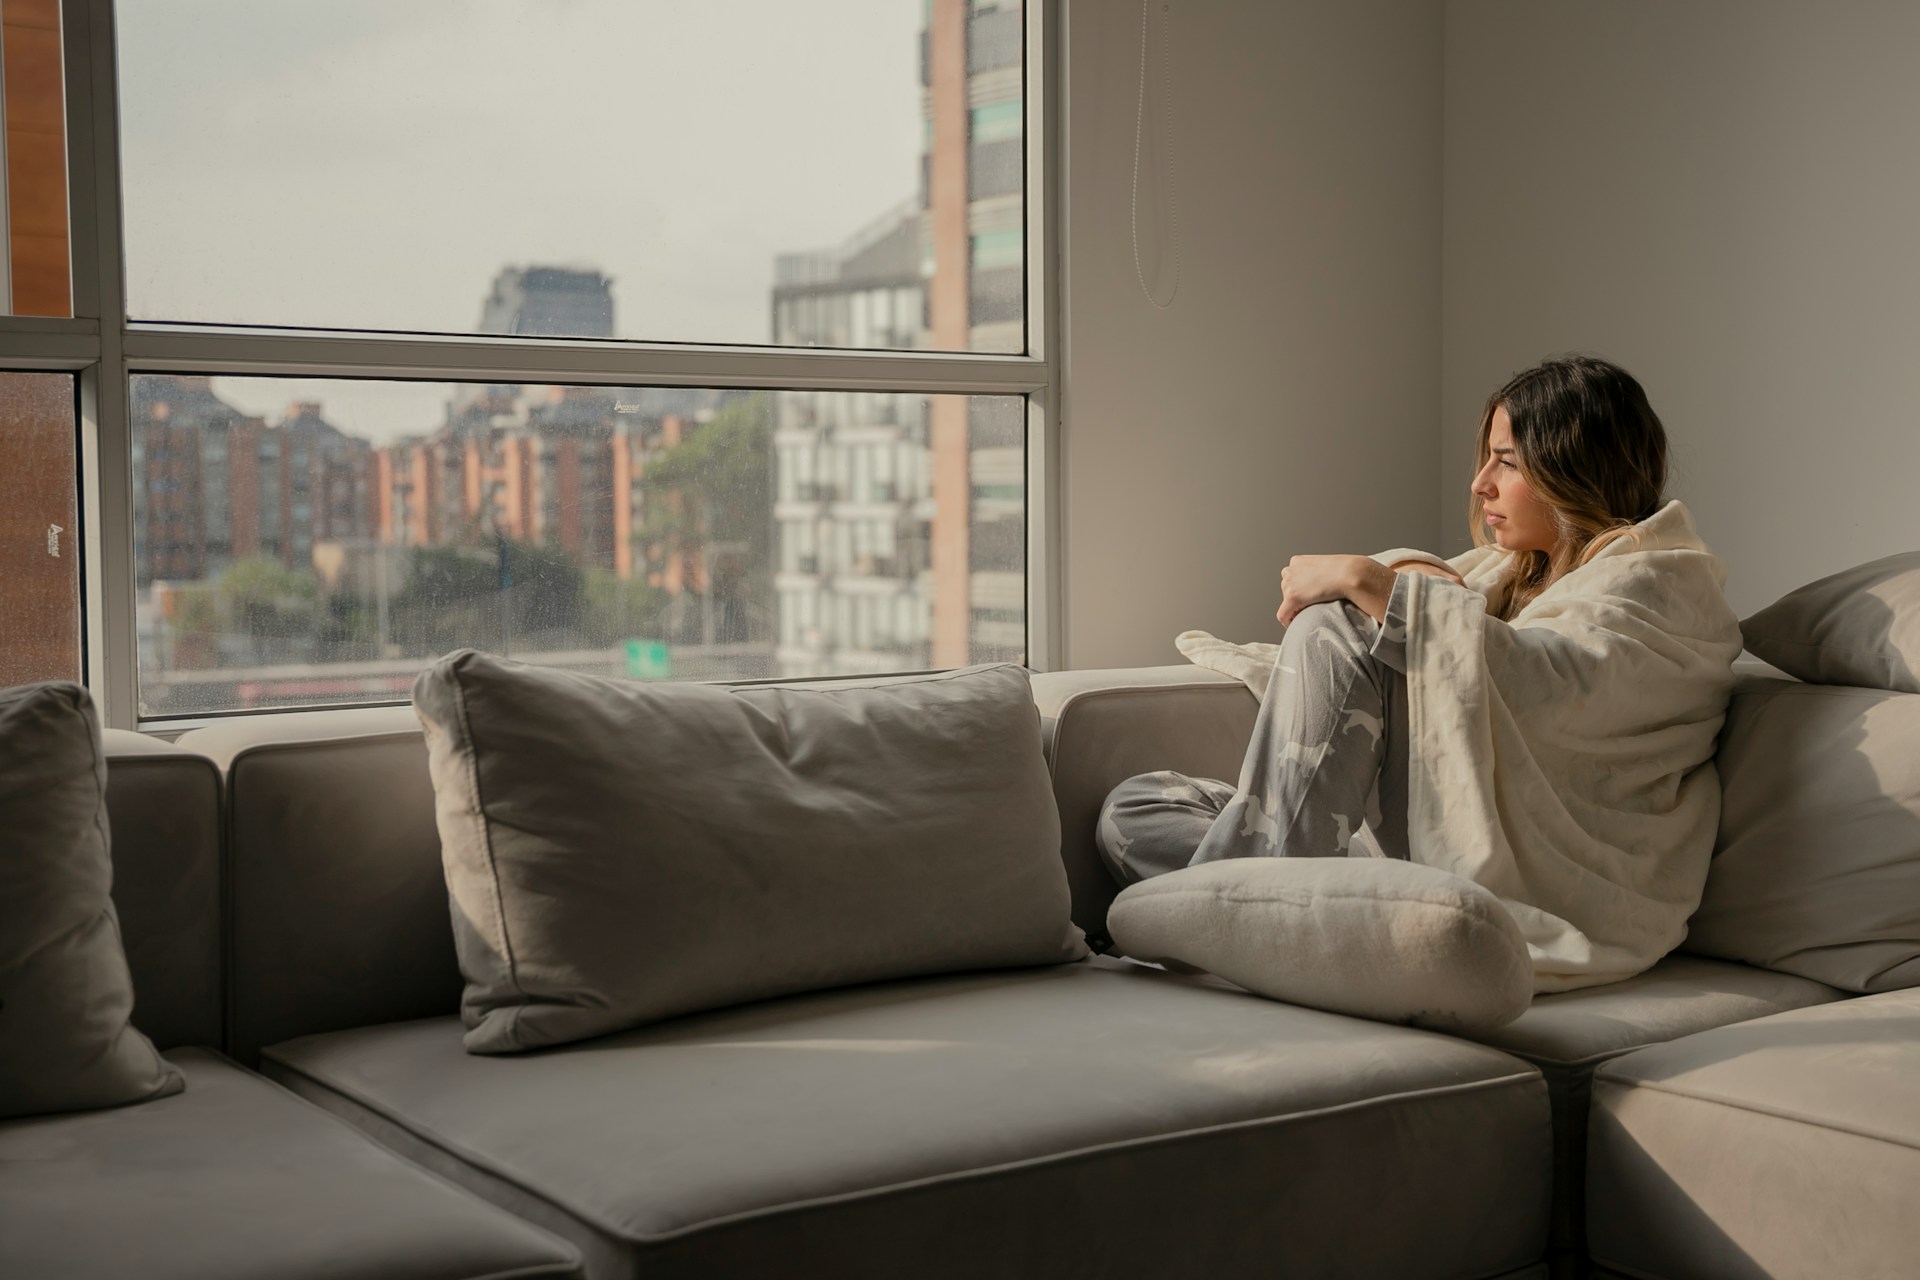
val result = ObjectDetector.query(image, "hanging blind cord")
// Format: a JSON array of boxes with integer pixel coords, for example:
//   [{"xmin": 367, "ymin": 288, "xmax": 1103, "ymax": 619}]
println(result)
[{"xmin": 1131, "ymin": 0, "xmax": 1181, "ymax": 309}]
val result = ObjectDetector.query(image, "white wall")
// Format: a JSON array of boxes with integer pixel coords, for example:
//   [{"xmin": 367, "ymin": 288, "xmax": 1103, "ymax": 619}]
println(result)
[
  {"xmin": 1442, "ymin": 0, "xmax": 1920, "ymax": 615},
  {"xmin": 1062, "ymin": 0, "xmax": 1444, "ymax": 668}
]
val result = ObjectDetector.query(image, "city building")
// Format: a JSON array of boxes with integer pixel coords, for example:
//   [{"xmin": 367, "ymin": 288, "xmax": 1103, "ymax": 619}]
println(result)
[
  {"xmin": 477, "ymin": 265, "xmax": 617, "ymax": 339},
  {"xmin": 128, "ymin": 332, "xmax": 773, "ymax": 709},
  {"xmin": 131, "ymin": 379, "xmax": 377, "ymax": 587},
  {"xmin": 768, "ymin": 0, "xmax": 1027, "ymax": 677}
]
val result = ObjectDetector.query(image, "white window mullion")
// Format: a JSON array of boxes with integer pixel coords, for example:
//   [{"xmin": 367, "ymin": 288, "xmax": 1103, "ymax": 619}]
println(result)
[
  {"xmin": 121, "ymin": 327, "xmax": 1050, "ymax": 400},
  {"xmin": 1025, "ymin": 0, "xmax": 1063, "ymax": 671},
  {"xmin": 0, "ymin": 319, "xmax": 99, "ymax": 367},
  {"xmin": 68, "ymin": 0, "xmax": 136, "ymax": 728}
]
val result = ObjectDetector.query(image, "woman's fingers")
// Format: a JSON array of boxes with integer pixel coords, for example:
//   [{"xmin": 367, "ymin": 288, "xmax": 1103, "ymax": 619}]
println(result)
[
  {"xmin": 1276, "ymin": 590, "xmax": 1313, "ymax": 627},
  {"xmin": 1278, "ymin": 553, "xmax": 1374, "ymax": 626},
  {"xmin": 1279, "ymin": 563, "xmax": 1328, "ymax": 620}
]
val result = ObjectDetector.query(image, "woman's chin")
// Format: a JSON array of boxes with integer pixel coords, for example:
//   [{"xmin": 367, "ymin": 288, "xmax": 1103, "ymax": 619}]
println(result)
[{"xmin": 1488, "ymin": 526, "xmax": 1543, "ymax": 554}]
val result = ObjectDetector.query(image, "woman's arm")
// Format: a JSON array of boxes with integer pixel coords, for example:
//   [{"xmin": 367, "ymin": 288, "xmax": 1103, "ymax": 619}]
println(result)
[
  {"xmin": 1282, "ymin": 556, "xmax": 1405, "ymax": 625},
  {"xmin": 1277, "ymin": 555, "xmax": 1459, "ymax": 626},
  {"xmin": 1372, "ymin": 544, "xmax": 1504, "ymax": 582},
  {"xmin": 1394, "ymin": 561, "xmax": 1469, "ymax": 583}
]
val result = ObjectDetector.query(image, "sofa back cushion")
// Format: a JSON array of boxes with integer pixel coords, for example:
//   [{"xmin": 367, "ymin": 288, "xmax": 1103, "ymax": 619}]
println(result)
[
  {"xmin": 101, "ymin": 730, "xmax": 222, "ymax": 1051},
  {"xmin": 177, "ymin": 705, "xmax": 460, "ymax": 1065},
  {"xmin": 413, "ymin": 653, "xmax": 1088, "ymax": 1053},
  {"xmin": 0, "ymin": 683, "xmax": 183, "ymax": 1118},
  {"xmin": 1740, "ymin": 550, "xmax": 1920, "ymax": 692},
  {"xmin": 1684, "ymin": 676, "xmax": 1920, "ymax": 992}
]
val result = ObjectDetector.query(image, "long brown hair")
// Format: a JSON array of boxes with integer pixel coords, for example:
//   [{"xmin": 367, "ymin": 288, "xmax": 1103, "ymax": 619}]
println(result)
[{"xmin": 1470, "ymin": 354, "xmax": 1668, "ymax": 620}]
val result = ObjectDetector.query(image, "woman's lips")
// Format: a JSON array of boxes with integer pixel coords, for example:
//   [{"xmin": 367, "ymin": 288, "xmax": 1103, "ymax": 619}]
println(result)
[{"xmin": 1486, "ymin": 513, "xmax": 1505, "ymax": 523}]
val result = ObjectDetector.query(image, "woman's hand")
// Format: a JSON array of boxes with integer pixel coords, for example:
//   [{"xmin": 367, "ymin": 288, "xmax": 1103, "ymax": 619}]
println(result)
[{"xmin": 1277, "ymin": 555, "xmax": 1397, "ymax": 627}]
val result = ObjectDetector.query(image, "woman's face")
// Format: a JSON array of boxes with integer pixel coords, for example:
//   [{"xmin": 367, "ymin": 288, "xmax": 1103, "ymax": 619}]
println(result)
[{"xmin": 1471, "ymin": 405, "xmax": 1560, "ymax": 554}]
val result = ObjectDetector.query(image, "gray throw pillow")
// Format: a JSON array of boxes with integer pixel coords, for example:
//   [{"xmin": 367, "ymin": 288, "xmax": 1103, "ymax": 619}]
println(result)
[
  {"xmin": 1741, "ymin": 551, "xmax": 1920, "ymax": 692},
  {"xmin": 0, "ymin": 683, "xmax": 183, "ymax": 1119},
  {"xmin": 413, "ymin": 653, "xmax": 1089, "ymax": 1053},
  {"xmin": 1684, "ymin": 679, "xmax": 1920, "ymax": 992}
]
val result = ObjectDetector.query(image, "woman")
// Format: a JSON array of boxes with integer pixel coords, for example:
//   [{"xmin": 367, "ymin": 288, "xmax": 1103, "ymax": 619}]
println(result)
[{"xmin": 1098, "ymin": 354, "xmax": 1745, "ymax": 992}]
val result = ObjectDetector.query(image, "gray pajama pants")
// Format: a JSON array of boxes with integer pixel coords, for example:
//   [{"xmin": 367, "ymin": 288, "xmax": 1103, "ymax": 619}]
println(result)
[{"xmin": 1096, "ymin": 578, "xmax": 1414, "ymax": 886}]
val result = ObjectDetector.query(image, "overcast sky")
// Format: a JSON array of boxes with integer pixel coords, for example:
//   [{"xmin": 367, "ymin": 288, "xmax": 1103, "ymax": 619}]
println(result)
[{"xmin": 116, "ymin": 0, "xmax": 925, "ymax": 442}]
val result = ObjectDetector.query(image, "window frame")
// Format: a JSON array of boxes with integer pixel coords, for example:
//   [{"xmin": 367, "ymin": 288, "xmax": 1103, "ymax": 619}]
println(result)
[{"xmin": 0, "ymin": 0, "xmax": 1062, "ymax": 730}]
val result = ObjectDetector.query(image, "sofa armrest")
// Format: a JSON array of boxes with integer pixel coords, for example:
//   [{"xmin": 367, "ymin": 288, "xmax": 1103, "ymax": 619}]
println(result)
[{"xmin": 1030, "ymin": 667, "xmax": 1258, "ymax": 943}]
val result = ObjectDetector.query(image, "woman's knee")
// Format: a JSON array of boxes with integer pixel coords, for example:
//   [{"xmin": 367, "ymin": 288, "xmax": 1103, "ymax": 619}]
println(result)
[
  {"xmin": 1097, "ymin": 771, "xmax": 1232, "ymax": 886},
  {"xmin": 1281, "ymin": 599, "xmax": 1372, "ymax": 657},
  {"xmin": 1104, "ymin": 770, "xmax": 1237, "ymax": 818},
  {"xmin": 1103, "ymin": 769, "xmax": 1194, "ymax": 815}
]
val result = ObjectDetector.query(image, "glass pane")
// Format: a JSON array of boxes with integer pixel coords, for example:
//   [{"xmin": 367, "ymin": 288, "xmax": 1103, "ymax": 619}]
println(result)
[
  {"xmin": 118, "ymin": 0, "xmax": 1024, "ymax": 353},
  {"xmin": 0, "ymin": 371, "xmax": 80, "ymax": 685},
  {"xmin": 1, "ymin": 0, "xmax": 73, "ymax": 317},
  {"xmin": 132, "ymin": 374, "xmax": 1025, "ymax": 717}
]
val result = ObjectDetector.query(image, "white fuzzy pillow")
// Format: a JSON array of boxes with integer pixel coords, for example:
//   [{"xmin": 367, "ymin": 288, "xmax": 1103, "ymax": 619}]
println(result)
[{"xmin": 1107, "ymin": 858, "xmax": 1533, "ymax": 1034}]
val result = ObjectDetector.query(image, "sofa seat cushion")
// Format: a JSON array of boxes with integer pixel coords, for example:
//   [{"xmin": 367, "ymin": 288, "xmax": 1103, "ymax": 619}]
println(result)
[
  {"xmin": 1588, "ymin": 988, "xmax": 1920, "ymax": 1280},
  {"xmin": 0, "ymin": 1048, "xmax": 580, "ymax": 1280},
  {"xmin": 263, "ymin": 955, "xmax": 1551, "ymax": 1280},
  {"xmin": 1480, "ymin": 953, "xmax": 1843, "ymax": 1066},
  {"xmin": 1461, "ymin": 952, "xmax": 1843, "ymax": 1260}
]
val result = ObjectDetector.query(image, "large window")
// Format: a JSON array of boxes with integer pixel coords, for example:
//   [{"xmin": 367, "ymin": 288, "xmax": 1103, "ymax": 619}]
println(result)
[{"xmin": 0, "ymin": 0, "xmax": 1054, "ymax": 727}]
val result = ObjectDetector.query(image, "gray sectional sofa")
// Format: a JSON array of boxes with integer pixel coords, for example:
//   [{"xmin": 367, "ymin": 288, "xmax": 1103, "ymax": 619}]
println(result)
[{"xmin": 4, "ymin": 660, "xmax": 1915, "ymax": 1279}]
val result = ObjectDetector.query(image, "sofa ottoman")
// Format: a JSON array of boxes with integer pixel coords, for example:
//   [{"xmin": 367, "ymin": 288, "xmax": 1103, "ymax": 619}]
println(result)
[
  {"xmin": 263, "ymin": 954, "xmax": 1552, "ymax": 1280},
  {"xmin": 1586, "ymin": 987, "xmax": 1920, "ymax": 1280},
  {"xmin": 1129, "ymin": 951, "xmax": 1842, "ymax": 1276},
  {"xmin": 0, "ymin": 1049, "xmax": 582, "ymax": 1280},
  {"xmin": 0, "ymin": 726, "xmax": 581, "ymax": 1280},
  {"xmin": 1469, "ymin": 953, "xmax": 1841, "ymax": 1268}
]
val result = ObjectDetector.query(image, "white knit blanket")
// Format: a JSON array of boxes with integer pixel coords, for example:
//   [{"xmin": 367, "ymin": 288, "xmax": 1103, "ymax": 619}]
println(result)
[{"xmin": 1178, "ymin": 498, "xmax": 1744, "ymax": 992}]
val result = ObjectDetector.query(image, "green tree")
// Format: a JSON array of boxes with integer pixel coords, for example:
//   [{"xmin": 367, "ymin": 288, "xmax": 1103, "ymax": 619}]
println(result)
[
  {"xmin": 162, "ymin": 583, "xmax": 220, "ymax": 670},
  {"xmin": 316, "ymin": 594, "xmax": 378, "ymax": 662},
  {"xmin": 639, "ymin": 393, "xmax": 774, "ymax": 644},
  {"xmin": 219, "ymin": 556, "xmax": 318, "ymax": 641},
  {"xmin": 640, "ymin": 393, "xmax": 773, "ymax": 551},
  {"xmin": 390, "ymin": 540, "xmax": 586, "ymax": 657},
  {"xmin": 582, "ymin": 568, "xmax": 666, "ymax": 648}
]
